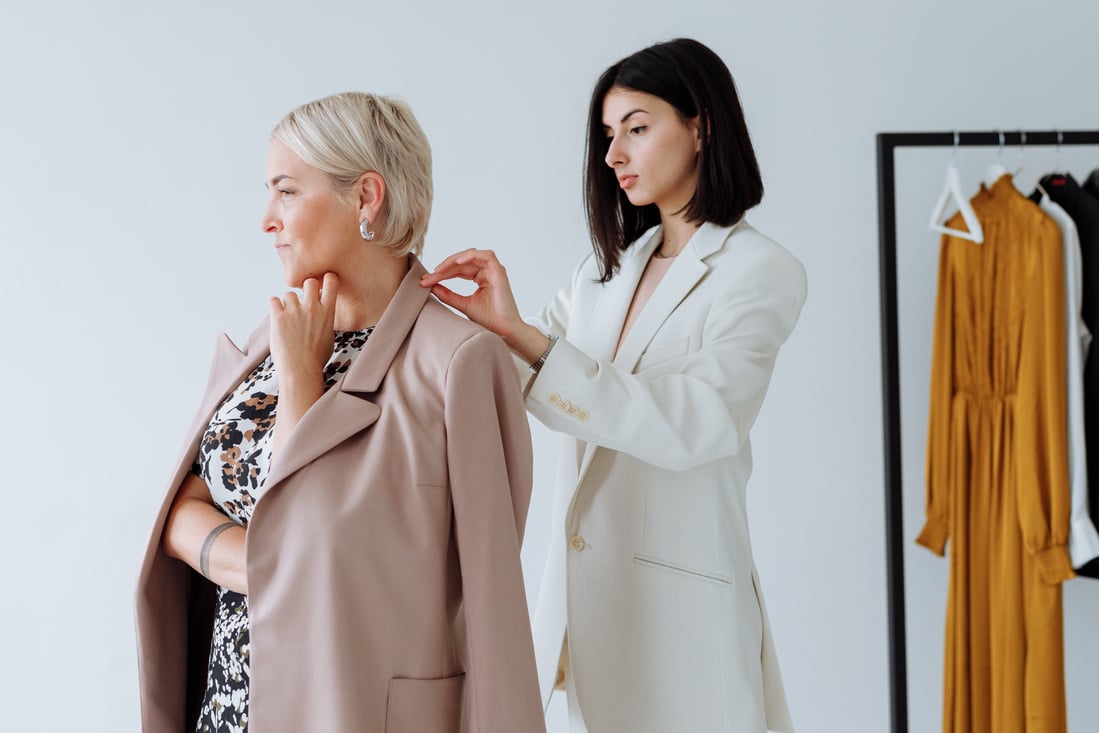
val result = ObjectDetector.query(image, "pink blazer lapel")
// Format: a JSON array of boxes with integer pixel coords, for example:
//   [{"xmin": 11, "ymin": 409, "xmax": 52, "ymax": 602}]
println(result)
[{"xmin": 263, "ymin": 257, "xmax": 432, "ymax": 490}]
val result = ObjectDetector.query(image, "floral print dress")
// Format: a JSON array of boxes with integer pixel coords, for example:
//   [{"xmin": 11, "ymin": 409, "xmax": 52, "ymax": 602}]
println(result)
[{"xmin": 190, "ymin": 328, "xmax": 373, "ymax": 733}]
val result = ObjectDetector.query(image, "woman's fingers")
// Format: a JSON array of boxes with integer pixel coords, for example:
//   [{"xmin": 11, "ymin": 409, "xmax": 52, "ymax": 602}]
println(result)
[
  {"xmin": 281, "ymin": 291, "xmax": 301, "ymax": 310},
  {"xmin": 301, "ymin": 277, "xmax": 321, "ymax": 304},
  {"xmin": 320, "ymin": 272, "xmax": 340, "ymax": 311},
  {"xmin": 268, "ymin": 275, "xmax": 337, "ymax": 384},
  {"xmin": 269, "ymin": 276, "xmax": 336, "ymax": 339},
  {"xmin": 429, "ymin": 283, "xmax": 472, "ymax": 310},
  {"xmin": 421, "ymin": 249, "xmax": 502, "ymax": 287},
  {"xmin": 432, "ymin": 262, "xmax": 490, "ymax": 284},
  {"xmin": 274, "ymin": 275, "xmax": 338, "ymax": 317},
  {"xmin": 418, "ymin": 249, "xmax": 524, "ymax": 341},
  {"xmin": 422, "ymin": 262, "xmax": 479, "ymax": 286},
  {"xmin": 429, "ymin": 248, "xmax": 482, "ymax": 273}
]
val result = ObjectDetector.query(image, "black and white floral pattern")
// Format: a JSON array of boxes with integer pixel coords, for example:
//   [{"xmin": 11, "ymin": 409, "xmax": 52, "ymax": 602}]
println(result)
[{"xmin": 191, "ymin": 328, "xmax": 373, "ymax": 732}]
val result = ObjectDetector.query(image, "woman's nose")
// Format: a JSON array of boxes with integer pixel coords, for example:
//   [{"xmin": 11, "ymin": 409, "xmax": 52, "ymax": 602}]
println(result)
[
  {"xmin": 260, "ymin": 202, "xmax": 280, "ymax": 233},
  {"xmin": 605, "ymin": 136, "xmax": 626, "ymax": 168}
]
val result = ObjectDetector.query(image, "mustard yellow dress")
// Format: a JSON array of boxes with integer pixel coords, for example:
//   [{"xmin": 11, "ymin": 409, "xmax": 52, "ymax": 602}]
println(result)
[{"xmin": 919, "ymin": 175, "xmax": 1074, "ymax": 733}]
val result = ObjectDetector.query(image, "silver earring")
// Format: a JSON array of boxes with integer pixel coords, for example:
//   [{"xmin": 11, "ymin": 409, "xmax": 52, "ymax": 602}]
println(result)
[{"xmin": 359, "ymin": 218, "xmax": 375, "ymax": 241}]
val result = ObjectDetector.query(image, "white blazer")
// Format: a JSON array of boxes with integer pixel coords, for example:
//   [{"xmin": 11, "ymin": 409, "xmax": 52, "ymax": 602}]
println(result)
[{"xmin": 523, "ymin": 219, "xmax": 806, "ymax": 733}]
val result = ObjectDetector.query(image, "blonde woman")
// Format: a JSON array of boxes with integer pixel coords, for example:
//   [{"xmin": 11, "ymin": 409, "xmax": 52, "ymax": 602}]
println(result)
[{"xmin": 135, "ymin": 92, "xmax": 545, "ymax": 733}]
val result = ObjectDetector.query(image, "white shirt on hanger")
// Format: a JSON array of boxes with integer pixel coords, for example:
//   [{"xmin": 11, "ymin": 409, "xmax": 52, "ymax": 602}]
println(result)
[{"xmin": 1037, "ymin": 193, "xmax": 1099, "ymax": 569}]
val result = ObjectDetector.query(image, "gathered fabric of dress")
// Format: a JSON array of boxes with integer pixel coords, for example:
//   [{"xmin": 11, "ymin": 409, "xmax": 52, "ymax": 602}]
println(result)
[
  {"xmin": 920, "ymin": 175, "xmax": 1074, "ymax": 733},
  {"xmin": 190, "ymin": 328, "xmax": 373, "ymax": 733}
]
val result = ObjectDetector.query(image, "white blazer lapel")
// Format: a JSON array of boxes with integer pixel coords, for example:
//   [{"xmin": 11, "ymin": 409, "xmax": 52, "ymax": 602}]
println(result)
[
  {"xmin": 571, "ymin": 222, "xmax": 735, "ymax": 494},
  {"xmin": 611, "ymin": 222, "xmax": 734, "ymax": 373},
  {"xmin": 579, "ymin": 227, "xmax": 663, "ymax": 361},
  {"xmin": 563, "ymin": 228, "xmax": 661, "ymax": 505},
  {"xmin": 611, "ymin": 255, "xmax": 707, "ymax": 374}
]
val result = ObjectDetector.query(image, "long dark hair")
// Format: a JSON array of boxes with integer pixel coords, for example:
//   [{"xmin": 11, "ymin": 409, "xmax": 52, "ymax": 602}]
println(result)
[{"xmin": 584, "ymin": 38, "xmax": 763, "ymax": 282}]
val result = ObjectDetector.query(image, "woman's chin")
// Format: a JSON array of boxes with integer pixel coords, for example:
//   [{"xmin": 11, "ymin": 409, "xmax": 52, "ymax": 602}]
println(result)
[
  {"xmin": 281, "ymin": 268, "xmax": 306, "ymax": 289},
  {"xmin": 283, "ymin": 267, "xmax": 330, "ymax": 290}
]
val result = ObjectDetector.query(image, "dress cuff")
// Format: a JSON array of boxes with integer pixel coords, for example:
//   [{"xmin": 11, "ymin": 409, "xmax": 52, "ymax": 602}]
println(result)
[
  {"xmin": 1034, "ymin": 545, "xmax": 1076, "ymax": 585},
  {"xmin": 915, "ymin": 516, "xmax": 948, "ymax": 556}
]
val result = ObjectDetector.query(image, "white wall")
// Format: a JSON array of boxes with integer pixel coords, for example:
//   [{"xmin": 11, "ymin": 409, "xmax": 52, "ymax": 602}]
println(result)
[{"xmin": 3, "ymin": 1, "xmax": 1098, "ymax": 731}]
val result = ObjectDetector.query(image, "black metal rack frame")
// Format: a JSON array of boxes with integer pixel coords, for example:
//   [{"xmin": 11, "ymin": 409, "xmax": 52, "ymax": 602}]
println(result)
[{"xmin": 876, "ymin": 129, "xmax": 1099, "ymax": 733}]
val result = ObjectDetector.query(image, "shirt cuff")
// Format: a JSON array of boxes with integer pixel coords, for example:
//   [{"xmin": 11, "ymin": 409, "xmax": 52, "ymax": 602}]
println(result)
[
  {"xmin": 915, "ymin": 516, "xmax": 948, "ymax": 556},
  {"xmin": 1069, "ymin": 515, "xmax": 1099, "ymax": 570}
]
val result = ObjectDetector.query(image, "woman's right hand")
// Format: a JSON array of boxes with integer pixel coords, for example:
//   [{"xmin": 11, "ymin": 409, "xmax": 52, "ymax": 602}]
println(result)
[
  {"xmin": 420, "ymin": 249, "xmax": 526, "ymax": 342},
  {"xmin": 267, "ymin": 272, "xmax": 339, "ymax": 459},
  {"xmin": 422, "ymin": 249, "xmax": 553, "ymax": 365},
  {"xmin": 268, "ymin": 272, "xmax": 339, "ymax": 387}
]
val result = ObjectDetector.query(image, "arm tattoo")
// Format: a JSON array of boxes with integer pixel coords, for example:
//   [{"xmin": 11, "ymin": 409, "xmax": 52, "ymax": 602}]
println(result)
[{"xmin": 199, "ymin": 521, "xmax": 239, "ymax": 579}]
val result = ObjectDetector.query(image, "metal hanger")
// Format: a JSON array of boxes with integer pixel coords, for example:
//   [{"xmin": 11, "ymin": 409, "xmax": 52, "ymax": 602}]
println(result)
[{"xmin": 983, "ymin": 130, "xmax": 1008, "ymax": 187}]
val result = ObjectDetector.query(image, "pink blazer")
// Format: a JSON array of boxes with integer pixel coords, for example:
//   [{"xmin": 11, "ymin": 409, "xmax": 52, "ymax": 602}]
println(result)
[{"xmin": 134, "ymin": 258, "xmax": 546, "ymax": 733}]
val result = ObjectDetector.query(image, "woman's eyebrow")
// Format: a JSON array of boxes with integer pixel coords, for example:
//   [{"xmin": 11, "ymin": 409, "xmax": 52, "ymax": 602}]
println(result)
[{"xmin": 265, "ymin": 174, "xmax": 296, "ymax": 188}]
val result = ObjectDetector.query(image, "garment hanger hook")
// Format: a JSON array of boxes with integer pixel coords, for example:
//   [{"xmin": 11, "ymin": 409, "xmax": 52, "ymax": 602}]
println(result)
[
  {"xmin": 996, "ymin": 130, "xmax": 1005, "ymax": 161},
  {"xmin": 951, "ymin": 130, "xmax": 960, "ymax": 162},
  {"xmin": 1056, "ymin": 130, "xmax": 1064, "ymax": 173},
  {"xmin": 1017, "ymin": 130, "xmax": 1026, "ymax": 173}
]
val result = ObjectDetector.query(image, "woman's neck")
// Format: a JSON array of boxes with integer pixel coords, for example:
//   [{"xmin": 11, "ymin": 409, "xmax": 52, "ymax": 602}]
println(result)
[
  {"xmin": 332, "ymin": 253, "xmax": 410, "ymax": 330},
  {"xmin": 656, "ymin": 214, "xmax": 702, "ymax": 258}
]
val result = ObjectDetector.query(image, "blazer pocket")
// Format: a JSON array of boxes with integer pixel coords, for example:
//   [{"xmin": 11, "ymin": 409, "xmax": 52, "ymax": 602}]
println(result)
[
  {"xmin": 633, "ymin": 553, "xmax": 734, "ymax": 587},
  {"xmin": 385, "ymin": 673, "xmax": 465, "ymax": 733},
  {"xmin": 636, "ymin": 337, "xmax": 690, "ymax": 372}
]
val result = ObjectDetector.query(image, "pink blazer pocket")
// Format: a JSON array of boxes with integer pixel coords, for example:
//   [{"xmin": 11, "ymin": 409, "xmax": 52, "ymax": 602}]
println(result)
[{"xmin": 385, "ymin": 673, "xmax": 465, "ymax": 733}]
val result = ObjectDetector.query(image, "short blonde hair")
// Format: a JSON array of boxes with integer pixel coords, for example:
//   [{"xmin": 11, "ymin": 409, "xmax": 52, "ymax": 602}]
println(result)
[{"xmin": 272, "ymin": 91, "xmax": 433, "ymax": 258}]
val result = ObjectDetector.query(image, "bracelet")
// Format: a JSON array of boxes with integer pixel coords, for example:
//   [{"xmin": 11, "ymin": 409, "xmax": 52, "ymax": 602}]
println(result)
[
  {"xmin": 529, "ymin": 334, "xmax": 559, "ymax": 373},
  {"xmin": 199, "ymin": 521, "xmax": 238, "ymax": 579}
]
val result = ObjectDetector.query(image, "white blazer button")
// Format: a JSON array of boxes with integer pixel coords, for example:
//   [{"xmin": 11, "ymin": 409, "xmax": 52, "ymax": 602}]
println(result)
[{"xmin": 569, "ymin": 535, "xmax": 586, "ymax": 551}]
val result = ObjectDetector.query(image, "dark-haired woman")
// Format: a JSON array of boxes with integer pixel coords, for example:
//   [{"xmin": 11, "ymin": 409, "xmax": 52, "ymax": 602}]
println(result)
[{"xmin": 423, "ymin": 38, "xmax": 806, "ymax": 733}]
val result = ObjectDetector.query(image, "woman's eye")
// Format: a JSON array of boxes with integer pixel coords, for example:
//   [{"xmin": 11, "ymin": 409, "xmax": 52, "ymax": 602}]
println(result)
[
  {"xmin": 278, "ymin": 189, "xmax": 295, "ymax": 196},
  {"xmin": 629, "ymin": 126, "xmax": 647, "ymax": 135}
]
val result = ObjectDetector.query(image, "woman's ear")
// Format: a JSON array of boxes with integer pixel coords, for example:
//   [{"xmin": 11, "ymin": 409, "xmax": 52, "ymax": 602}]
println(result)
[
  {"xmin": 357, "ymin": 171, "xmax": 387, "ymax": 223},
  {"xmin": 692, "ymin": 110, "xmax": 710, "ymax": 152}
]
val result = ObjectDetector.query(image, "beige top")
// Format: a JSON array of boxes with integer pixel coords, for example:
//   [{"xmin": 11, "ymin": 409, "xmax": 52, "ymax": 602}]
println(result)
[{"xmin": 614, "ymin": 253, "xmax": 677, "ymax": 358}]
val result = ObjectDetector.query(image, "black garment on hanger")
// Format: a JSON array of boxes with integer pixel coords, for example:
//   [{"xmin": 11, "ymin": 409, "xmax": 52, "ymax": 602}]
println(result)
[
  {"xmin": 1039, "ymin": 173, "xmax": 1099, "ymax": 577},
  {"xmin": 1084, "ymin": 169, "xmax": 1099, "ymax": 199}
]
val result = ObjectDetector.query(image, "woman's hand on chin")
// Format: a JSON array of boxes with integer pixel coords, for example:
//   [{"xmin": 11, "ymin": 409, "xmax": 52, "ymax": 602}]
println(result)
[{"xmin": 268, "ymin": 272, "xmax": 339, "ymax": 452}]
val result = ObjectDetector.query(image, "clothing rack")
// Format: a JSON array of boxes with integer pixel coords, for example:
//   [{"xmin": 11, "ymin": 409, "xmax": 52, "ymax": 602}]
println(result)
[{"xmin": 876, "ymin": 129, "xmax": 1099, "ymax": 733}]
